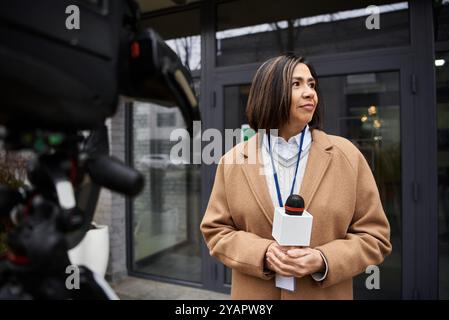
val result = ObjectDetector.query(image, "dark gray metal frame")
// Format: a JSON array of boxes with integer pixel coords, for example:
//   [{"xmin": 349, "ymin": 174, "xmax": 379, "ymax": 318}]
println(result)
[
  {"xmin": 125, "ymin": 0, "xmax": 439, "ymax": 299},
  {"xmin": 435, "ymin": 50, "xmax": 449, "ymax": 300},
  {"xmin": 433, "ymin": 15, "xmax": 449, "ymax": 303},
  {"xmin": 408, "ymin": 0, "xmax": 438, "ymax": 299}
]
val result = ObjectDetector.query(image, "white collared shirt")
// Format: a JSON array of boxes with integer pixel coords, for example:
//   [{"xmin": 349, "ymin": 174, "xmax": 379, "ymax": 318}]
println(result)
[
  {"xmin": 261, "ymin": 125, "xmax": 328, "ymax": 282},
  {"xmin": 262, "ymin": 126, "xmax": 312, "ymax": 206}
]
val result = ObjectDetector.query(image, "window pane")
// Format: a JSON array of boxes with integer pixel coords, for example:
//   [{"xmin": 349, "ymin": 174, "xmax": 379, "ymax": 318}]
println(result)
[
  {"xmin": 216, "ymin": 0, "xmax": 409, "ymax": 67},
  {"xmin": 224, "ymin": 85, "xmax": 250, "ymax": 128},
  {"xmin": 223, "ymin": 267, "xmax": 231, "ymax": 285},
  {"xmin": 141, "ymin": 9, "xmax": 201, "ymax": 71},
  {"xmin": 434, "ymin": 0, "xmax": 449, "ymax": 43},
  {"xmin": 157, "ymin": 113, "xmax": 176, "ymax": 127},
  {"xmin": 436, "ymin": 52, "xmax": 449, "ymax": 299},
  {"xmin": 131, "ymin": 101, "xmax": 202, "ymax": 283},
  {"xmin": 223, "ymin": 84, "xmax": 252, "ymax": 285}
]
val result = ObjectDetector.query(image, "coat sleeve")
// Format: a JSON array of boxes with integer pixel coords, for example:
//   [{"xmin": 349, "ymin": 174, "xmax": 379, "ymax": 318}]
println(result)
[
  {"xmin": 314, "ymin": 151, "xmax": 392, "ymax": 289},
  {"xmin": 200, "ymin": 158, "xmax": 275, "ymax": 280}
]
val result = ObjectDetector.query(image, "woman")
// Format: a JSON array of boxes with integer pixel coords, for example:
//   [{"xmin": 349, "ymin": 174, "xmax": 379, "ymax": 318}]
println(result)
[{"xmin": 200, "ymin": 54, "xmax": 392, "ymax": 300}]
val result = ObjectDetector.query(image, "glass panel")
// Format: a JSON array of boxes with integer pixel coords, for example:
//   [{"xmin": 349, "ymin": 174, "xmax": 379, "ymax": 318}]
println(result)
[
  {"xmin": 223, "ymin": 84, "xmax": 252, "ymax": 285},
  {"xmin": 436, "ymin": 52, "xmax": 449, "ymax": 299},
  {"xmin": 131, "ymin": 100, "xmax": 202, "ymax": 283},
  {"xmin": 225, "ymin": 266, "xmax": 232, "ymax": 285},
  {"xmin": 434, "ymin": 0, "xmax": 449, "ymax": 43},
  {"xmin": 216, "ymin": 0, "xmax": 409, "ymax": 67},
  {"xmin": 141, "ymin": 9, "xmax": 201, "ymax": 71},
  {"xmin": 320, "ymin": 71, "xmax": 401, "ymax": 299},
  {"xmin": 224, "ymin": 85, "xmax": 251, "ymax": 142},
  {"xmin": 222, "ymin": 72, "xmax": 401, "ymax": 298}
]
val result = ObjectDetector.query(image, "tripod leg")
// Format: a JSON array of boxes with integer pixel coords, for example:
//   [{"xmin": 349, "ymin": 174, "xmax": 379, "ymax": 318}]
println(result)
[{"xmin": 72, "ymin": 266, "xmax": 119, "ymax": 300}]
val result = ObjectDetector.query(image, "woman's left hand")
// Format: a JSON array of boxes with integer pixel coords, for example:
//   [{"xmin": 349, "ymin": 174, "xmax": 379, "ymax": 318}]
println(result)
[
  {"xmin": 266, "ymin": 246, "xmax": 325, "ymax": 278},
  {"xmin": 286, "ymin": 247, "xmax": 325, "ymax": 277}
]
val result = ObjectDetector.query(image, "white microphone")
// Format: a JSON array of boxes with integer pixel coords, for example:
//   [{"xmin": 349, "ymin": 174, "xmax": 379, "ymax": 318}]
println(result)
[{"xmin": 272, "ymin": 194, "xmax": 313, "ymax": 291}]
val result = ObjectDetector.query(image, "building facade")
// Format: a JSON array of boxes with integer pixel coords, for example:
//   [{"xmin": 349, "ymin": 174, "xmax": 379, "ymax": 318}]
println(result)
[{"xmin": 97, "ymin": 0, "xmax": 449, "ymax": 299}]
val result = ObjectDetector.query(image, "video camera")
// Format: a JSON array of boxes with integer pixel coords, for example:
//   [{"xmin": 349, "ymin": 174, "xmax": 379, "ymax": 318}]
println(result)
[{"xmin": 0, "ymin": 0, "xmax": 200, "ymax": 299}]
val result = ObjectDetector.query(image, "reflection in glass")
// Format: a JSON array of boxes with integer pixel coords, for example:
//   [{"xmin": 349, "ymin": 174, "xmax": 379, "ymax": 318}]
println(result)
[
  {"xmin": 221, "ymin": 72, "xmax": 402, "ymax": 298},
  {"xmin": 141, "ymin": 9, "xmax": 201, "ymax": 71},
  {"xmin": 216, "ymin": 0, "xmax": 409, "ymax": 66},
  {"xmin": 434, "ymin": 0, "xmax": 449, "ymax": 42},
  {"xmin": 166, "ymin": 36, "xmax": 201, "ymax": 71},
  {"xmin": 131, "ymin": 101, "xmax": 202, "ymax": 283},
  {"xmin": 225, "ymin": 266, "xmax": 232, "ymax": 286},
  {"xmin": 436, "ymin": 52, "xmax": 449, "ymax": 299}
]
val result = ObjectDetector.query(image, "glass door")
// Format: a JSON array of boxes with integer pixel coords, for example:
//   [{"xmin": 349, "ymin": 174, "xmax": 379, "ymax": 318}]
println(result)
[
  {"xmin": 319, "ymin": 71, "xmax": 401, "ymax": 299},
  {"xmin": 129, "ymin": 101, "xmax": 203, "ymax": 284}
]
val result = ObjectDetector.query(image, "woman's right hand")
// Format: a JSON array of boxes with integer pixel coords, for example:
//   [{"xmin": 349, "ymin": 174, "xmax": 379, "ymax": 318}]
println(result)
[
  {"xmin": 264, "ymin": 242, "xmax": 296, "ymax": 276},
  {"xmin": 265, "ymin": 242, "xmax": 325, "ymax": 278}
]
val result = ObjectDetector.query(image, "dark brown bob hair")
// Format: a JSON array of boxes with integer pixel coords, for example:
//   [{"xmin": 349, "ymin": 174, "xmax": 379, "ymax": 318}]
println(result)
[{"xmin": 246, "ymin": 53, "xmax": 322, "ymax": 131}]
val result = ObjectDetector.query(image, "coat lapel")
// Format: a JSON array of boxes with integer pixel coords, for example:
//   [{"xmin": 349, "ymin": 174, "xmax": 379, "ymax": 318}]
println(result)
[
  {"xmin": 240, "ymin": 133, "xmax": 275, "ymax": 225},
  {"xmin": 299, "ymin": 129, "xmax": 333, "ymax": 210}
]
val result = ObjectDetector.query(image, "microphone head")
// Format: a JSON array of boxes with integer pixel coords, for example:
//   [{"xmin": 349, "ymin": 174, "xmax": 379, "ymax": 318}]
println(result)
[{"xmin": 285, "ymin": 194, "xmax": 305, "ymax": 216}]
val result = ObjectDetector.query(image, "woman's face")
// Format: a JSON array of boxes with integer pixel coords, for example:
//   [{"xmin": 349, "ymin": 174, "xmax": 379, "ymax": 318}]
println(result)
[{"xmin": 287, "ymin": 63, "xmax": 318, "ymax": 128}]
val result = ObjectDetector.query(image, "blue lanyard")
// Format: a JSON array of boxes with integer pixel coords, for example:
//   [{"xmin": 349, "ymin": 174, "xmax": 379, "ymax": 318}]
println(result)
[{"xmin": 267, "ymin": 127, "xmax": 306, "ymax": 207}]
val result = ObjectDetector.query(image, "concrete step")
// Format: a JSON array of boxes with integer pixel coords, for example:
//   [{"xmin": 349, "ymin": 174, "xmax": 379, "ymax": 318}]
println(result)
[{"xmin": 110, "ymin": 276, "xmax": 230, "ymax": 300}]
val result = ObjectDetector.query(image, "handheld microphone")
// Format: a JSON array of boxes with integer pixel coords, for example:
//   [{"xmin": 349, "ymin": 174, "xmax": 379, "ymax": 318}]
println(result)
[
  {"xmin": 272, "ymin": 194, "xmax": 313, "ymax": 292},
  {"xmin": 284, "ymin": 194, "xmax": 304, "ymax": 216}
]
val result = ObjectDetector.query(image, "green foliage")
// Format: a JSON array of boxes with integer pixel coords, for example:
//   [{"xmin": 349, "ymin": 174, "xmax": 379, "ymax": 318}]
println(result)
[
  {"xmin": 0, "ymin": 227, "xmax": 6, "ymax": 254},
  {"xmin": 0, "ymin": 167, "xmax": 25, "ymax": 189},
  {"xmin": 0, "ymin": 151, "xmax": 28, "ymax": 254},
  {"xmin": 0, "ymin": 151, "xmax": 27, "ymax": 188}
]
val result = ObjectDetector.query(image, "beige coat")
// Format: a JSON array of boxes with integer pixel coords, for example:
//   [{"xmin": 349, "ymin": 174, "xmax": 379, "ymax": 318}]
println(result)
[{"xmin": 200, "ymin": 129, "xmax": 392, "ymax": 300}]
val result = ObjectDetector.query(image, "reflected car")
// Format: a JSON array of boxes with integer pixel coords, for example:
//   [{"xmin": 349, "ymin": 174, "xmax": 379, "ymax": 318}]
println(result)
[
  {"xmin": 138, "ymin": 154, "xmax": 170, "ymax": 169},
  {"xmin": 137, "ymin": 154, "xmax": 189, "ymax": 170}
]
